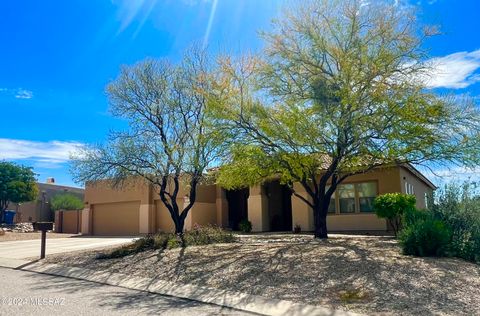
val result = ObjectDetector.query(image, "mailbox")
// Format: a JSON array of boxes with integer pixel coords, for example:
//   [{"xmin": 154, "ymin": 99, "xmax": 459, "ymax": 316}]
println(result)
[
  {"xmin": 32, "ymin": 222, "xmax": 54, "ymax": 231},
  {"xmin": 32, "ymin": 222, "xmax": 53, "ymax": 259}
]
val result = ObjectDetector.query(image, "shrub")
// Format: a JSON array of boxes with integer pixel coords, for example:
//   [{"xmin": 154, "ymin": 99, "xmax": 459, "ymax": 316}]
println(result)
[
  {"xmin": 51, "ymin": 194, "xmax": 84, "ymax": 211},
  {"xmin": 238, "ymin": 219, "xmax": 252, "ymax": 233},
  {"xmin": 399, "ymin": 217, "xmax": 451, "ymax": 257},
  {"xmin": 96, "ymin": 224, "xmax": 236, "ymax": 259},
  {"xmin": 430, "ymin": 182, "xmax": 480, "ymax": 263},
  {"xmin": 403, "ymin": 207, "xmax": 429, "ymax": 227},
  {"xmin": 373, "ymin": 193, "xmax": 416, "ymax": 235}
]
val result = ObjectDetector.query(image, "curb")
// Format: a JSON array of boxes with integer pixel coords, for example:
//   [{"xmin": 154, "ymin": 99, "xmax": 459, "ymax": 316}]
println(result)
[{"xmin": 3, "ymin": 259, "xmax": 363, "ymax": 316}]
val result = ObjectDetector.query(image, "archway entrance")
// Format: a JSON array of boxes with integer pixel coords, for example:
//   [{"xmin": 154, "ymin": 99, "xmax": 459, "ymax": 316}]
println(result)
[
  {"xmin": 226, "ymin": 188, "xmax": 249, "ymax": 231},
  {"xmin": 266, "ymin": 181, "xmax": 293, "ymax": 231}
]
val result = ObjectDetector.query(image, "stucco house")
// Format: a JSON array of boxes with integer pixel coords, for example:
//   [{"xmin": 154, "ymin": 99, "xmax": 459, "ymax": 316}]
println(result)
[
  {"xmin": 77, "ymin": 164, "xmax": 435, "ymax": 236},
  {"xmin": 9, "ymin": 178, "xmax": 84, "ymax": 223}
]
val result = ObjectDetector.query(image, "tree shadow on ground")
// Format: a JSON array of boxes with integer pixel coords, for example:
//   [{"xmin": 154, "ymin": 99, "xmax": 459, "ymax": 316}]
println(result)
[{"xmin": 24, "ymin": 271, "xmax": 255, "ymax": 315}]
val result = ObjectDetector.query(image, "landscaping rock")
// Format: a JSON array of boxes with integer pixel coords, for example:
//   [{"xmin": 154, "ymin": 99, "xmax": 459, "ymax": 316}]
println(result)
[{"xmin": 0, "ymin": 222, "xmax": 34, "ymax": 233}]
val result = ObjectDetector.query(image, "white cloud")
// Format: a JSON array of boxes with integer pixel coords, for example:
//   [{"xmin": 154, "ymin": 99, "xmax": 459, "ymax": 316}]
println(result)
[
  {"xmin": 0, "ymin": 138, "xmax": 85, "ymax": 167},
  {"xmin": 15, "ymin": 89, "xmax": 33, "ymax": 99},
  {"xmin": 424, "ymin": 49, "xmax": 480, "ymax": 89},
  {"xmin": 0, "ymin": 88, "xmax": 34, "ymax": 99},
  {"xmin": 420, "ymin": 165, "xmax": 480, "ymax": 186}
]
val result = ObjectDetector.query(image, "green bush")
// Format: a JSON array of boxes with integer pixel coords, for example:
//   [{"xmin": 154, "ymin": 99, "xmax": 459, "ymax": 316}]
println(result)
[
  {"xmin": 430, "ymin": 182, "xmax": 480, "ymax": 263},
  {"xmin": 97, "ymin": 224, "xmax": 236, "ymax": 259},
  {"xmin": 238, "ymin": 219, "xmax": 252, "ymax": 233},
  {"xmin": 51, "ymin": 193, "xmax": 84, "ymax": 211},
  {"xmin": 373, "ymin": 193, "xmax": 416, "ymax": 235},
  {"xmin": 403, "ymin": 207, "xmax": 429, "ymax": 227},
  {"xmin": 399, "ymin": 217, "xmax": 452, "ymax": 257}
]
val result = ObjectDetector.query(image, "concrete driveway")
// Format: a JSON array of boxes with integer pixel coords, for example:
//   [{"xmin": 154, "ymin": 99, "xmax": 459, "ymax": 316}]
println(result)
[{"xmin": 0, "ymin": 237, "xmax": 135, "ymax": 259}]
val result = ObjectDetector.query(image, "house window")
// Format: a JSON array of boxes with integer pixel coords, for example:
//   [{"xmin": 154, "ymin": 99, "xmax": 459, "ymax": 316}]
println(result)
[
  {"xmin": 338, "ymin": 184, "xmax": 356, "ymax": 213},
  {"xmin": 405, "ymin": 182, "xmax": 414, "ymax": 195},
  {"xmin": 357, "ymin": 182, "xmax": 377, "ymax": 212}
]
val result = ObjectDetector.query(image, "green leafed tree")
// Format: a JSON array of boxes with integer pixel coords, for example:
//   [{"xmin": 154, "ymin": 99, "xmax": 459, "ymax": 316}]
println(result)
[
  {"xmin": 209, "ymin": 0, "xmax": 480, "ymax": 238},
  {"xmin": 51, "ymin": 194, "xmax": 84, "ymax": 211},
  {"xmin": 0, "ymin": 161, "xmax": 38, "ymax": 223},
  {"xmin": 71, "ymin": 47, "xmax": 224, "ymax": 235}
]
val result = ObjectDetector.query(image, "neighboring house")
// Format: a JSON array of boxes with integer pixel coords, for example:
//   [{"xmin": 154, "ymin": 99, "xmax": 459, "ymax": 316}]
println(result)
[
  {"xmin": 9, "ymin": 178, "xmax": 85, "ymax": 223},
  {"xmin": 80, "ymin": 164, "xmax": 435, "ymax": 236}
]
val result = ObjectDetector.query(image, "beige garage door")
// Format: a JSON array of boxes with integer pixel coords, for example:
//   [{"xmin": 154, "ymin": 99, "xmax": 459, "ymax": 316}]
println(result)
[{"xmin": 92, "ymin": 201, "xmax": 140, "ymax": 236}]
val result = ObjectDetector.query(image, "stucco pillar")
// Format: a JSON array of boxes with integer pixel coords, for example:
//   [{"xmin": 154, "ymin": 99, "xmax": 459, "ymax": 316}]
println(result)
[
  {"xmin": 139, "ymin": 204, "xmax": 155, "ymax": 234},
  {"xmin": 81, "ymin": 207, "xmax": 92, "ymax": 235},
  {"xmin": 248, "ymin": 185, "xmax": 269, "ymax": 232},
  {"xmin": 291, "ymin": 183, "xmax": 314, "ymax": 231},
  {"xmin": 215, "ymin": 186, "xmax": 229, "ymax": 228}
]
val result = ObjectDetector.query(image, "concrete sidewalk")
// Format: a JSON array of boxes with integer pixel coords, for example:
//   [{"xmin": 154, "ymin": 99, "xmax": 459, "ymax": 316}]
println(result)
[
  {"xmin": 0, "ymin": 237, "xmax": 135, "ymax": 259},
  {"xmin": 0, "ymin": 258, "xmax": 363, "ymax": 316}
]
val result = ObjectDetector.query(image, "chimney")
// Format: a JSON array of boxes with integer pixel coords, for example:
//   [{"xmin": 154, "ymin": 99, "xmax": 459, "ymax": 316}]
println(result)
[{"xmin": 46, "ymin": 177, "xmax": 55, "ymax": 184}]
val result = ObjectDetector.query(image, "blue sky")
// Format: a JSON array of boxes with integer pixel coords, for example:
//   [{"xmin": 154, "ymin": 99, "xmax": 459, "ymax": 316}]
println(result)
[{"xmin": 0, "ymin": 0, "xmax": 479, "ymax": 187}]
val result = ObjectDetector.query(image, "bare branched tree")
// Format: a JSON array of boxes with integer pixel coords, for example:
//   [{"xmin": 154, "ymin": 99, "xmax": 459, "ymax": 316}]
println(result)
[{"xmin": 72, "ymin": 47, "xmax": 224, "ymax": 235}]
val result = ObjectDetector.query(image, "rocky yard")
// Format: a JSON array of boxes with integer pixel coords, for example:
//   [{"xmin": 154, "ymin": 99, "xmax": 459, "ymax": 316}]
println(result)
[{"xmin": 45, "ymin": 234, "xmax": 480, "ymax": 316}]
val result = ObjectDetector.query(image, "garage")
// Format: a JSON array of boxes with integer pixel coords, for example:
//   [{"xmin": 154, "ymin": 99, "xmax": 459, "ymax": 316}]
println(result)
[{"xmin": 92, "ymin": 201, "xmax": 140, "ymax": 236}]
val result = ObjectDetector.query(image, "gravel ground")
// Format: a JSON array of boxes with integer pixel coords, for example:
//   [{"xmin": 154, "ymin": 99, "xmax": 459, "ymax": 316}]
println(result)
[
  {"xmin": 0, "ymin": 232, "xmax": 78, "ymax": 242},
  {"xmin": 44, "ymin": 234, "xmax": 480, "ymax": 316}
]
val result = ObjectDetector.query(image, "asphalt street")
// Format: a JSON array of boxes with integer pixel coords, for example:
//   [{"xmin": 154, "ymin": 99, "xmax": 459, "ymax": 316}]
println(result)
[{"xmin": 0, "ymin": 267, "xmax": 255, "ymax": 316}]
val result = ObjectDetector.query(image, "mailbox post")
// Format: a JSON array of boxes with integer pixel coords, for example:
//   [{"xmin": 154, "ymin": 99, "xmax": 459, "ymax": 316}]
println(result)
[{"xmin": 32, "ymin": 222, "xmax": 53, "ymax": 259}]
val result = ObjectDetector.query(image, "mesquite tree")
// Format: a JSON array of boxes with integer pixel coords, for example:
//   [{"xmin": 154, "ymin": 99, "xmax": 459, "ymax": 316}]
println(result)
[
  {"xmin": 0, "ymin": 161, "xmax": 38, "ymax": 223},
  {"xmin": 72, "ymin": 48, "xmax": 223, "ymax": 234},
  {"xmin": 210, "ymin": 0, "xmax": 480, "ymax": 238}
]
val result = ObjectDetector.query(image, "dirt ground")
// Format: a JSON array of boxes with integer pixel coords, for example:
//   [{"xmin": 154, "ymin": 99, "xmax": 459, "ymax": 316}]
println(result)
[{"xmin": 45, "ymin": 234, "xmax": 480, "ymax": 316}]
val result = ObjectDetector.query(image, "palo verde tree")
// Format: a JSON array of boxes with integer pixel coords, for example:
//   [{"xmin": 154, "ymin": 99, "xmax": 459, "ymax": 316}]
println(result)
[
  {"xmin": 210, "ymin": 0, "xmax": 480, "ymax": 238},
  {"xmin": 71, "ymin": 48, "xmax": 224, "ymax": 235},
  {"xmin": 0, "ymin": 161, "xmax": 38, "ymax": 223}
]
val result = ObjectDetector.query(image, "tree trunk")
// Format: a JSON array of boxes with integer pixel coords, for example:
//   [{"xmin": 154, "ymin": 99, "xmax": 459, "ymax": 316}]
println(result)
[
  {"xmin": 174, "ymin": 217, "xmax": 185, "ymax": 235},
  {"xmin": 313, "ymin": 203, "xmax": 328, "ymax": 239}
]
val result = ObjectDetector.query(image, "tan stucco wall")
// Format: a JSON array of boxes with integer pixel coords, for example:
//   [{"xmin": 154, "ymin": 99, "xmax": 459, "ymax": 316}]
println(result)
[
  {"xmin": 85, "ymin": 179, "xmax": 150, "ymax": 205},
  {"xmin": 191, "ymin": 202, "xmax": 217, "ymax": 226},
  {"xmin": 327, "ymin": 214, "xmax": 387, "ymax": 231},
  {"xmin": 399, "ymin": 167, "xmax": 434, "ymax": 209},
  {"xmin": 291, "ymin": 183, "xmax": 314, "ymax": 231},
  {"xmin": 155, "ymin": 199, "xmax": 179, "ymax": 233}
]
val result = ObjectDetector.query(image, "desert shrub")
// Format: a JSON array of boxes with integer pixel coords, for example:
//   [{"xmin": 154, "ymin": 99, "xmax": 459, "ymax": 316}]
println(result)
[
  {"xmin": 430, "ymin": 182, "xmax": 480, "ymax": 263},
  {"xmin": 51, "ymin": 194, "xmax": 84, "ymax": 211},
  {"xmin": 399, "ymin": 217, "xmax": 452, "ymax": 257},
  {"xmin": 183, "ymin": 224, "xmax": 236, "ymax": 246},
  {"xmin": 238, "ymin": 219, "xmax": 252, "ymax": 233},
  {"xmin": 97, "ymin": 225, "xmax": 236, "ymax": 259},
  {"xmin": 403, "ymin": 207, "xmax": 429, "ymax": 227},
  {"xmin": 373, "ymin": 193, "xmax": 416, "ymax": 235}
]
